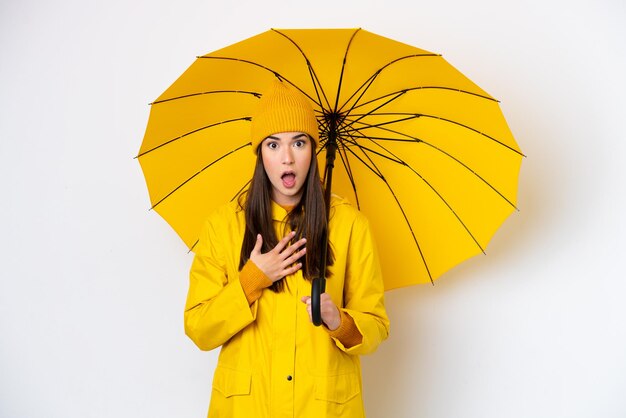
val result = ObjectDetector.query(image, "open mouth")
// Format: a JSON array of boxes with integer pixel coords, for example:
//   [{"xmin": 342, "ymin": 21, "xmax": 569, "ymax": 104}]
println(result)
[{"xmin": 281, "ymin": 171, "xmax": 296, "ymax": 188}]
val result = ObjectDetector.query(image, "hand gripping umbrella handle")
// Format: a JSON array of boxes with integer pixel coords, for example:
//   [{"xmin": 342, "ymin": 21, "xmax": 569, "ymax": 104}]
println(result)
[{"xmin": 311, "ymin": 276, "xmax": 326, "ymax": 326}]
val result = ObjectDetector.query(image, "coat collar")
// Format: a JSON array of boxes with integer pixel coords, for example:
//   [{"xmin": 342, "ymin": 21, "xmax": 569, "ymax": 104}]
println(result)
[
  {"xmin": 270, "ymin": 194, "xmax": 350, "ymax": 222},
  {"xmin": 271, "ymin": 200, "xmax": 290, "ymax": 222}
]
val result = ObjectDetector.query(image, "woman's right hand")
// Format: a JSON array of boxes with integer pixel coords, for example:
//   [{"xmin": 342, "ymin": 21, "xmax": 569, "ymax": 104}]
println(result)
[{"xmin": 250, "ymin": 231, "xmax": 307, "ymax": 282}]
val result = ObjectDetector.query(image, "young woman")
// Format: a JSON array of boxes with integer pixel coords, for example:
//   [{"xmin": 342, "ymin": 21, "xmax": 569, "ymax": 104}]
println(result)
[{"xmin": 184, "ymin": 80, "xmax": 389, "ymax": 418}]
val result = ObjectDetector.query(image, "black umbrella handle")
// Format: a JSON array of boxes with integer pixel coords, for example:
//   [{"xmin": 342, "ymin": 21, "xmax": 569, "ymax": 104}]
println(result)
[
  {"xmin": 311, "ymin": 276, "xmax": 326, "ymax": 326},
  {"xmin": 311, "ymin": 228, "xmax": 329, "ymax": 327}
]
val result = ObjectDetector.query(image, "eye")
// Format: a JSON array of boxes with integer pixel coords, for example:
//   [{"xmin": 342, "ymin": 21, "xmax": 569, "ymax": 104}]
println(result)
[
  {"xmin": 294, "ymin": 139, "xmax": 306, "ymax": 148},
  {"xmin": 266, "ymin": 141, "xmax": 278, "ymax": 150}
]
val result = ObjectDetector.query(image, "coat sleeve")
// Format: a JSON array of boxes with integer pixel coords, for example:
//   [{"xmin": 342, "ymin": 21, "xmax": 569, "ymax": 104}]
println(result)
[
  {"xmin": 184, "ymin": 213, "xmax": 257, "ymax": 351},
  {"xmin": 332, "ymin": 213, "xmax": 390, "ymax": 355}
]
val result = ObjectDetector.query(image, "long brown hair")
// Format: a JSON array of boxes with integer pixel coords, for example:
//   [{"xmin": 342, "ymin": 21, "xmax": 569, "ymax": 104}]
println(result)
[{"xmin": 238, "ymin": 137, "xmax": 333, "ymax": 292}]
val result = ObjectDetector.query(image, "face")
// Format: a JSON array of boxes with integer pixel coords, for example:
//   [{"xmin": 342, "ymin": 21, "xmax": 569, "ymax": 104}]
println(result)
[{"xmin": 260, "ymin": 132, "xmax": 313, "ymax": 206}]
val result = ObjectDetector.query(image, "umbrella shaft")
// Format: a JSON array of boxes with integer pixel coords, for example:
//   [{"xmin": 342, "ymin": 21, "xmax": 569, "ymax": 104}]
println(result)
[
  {"xmin": 321, "ymin": 120, "xmax": 339, "ymax": 274},
  {"xmin": 323, "ymin": 119, "xmax": 339, "ymax": 215},
  {"xmin": 323, "ymin": 142, "xmax": 337, "ymax": 215},
  {"xmin": 312, "ymin": 125, "xmax": 338, "ymax": 326}
]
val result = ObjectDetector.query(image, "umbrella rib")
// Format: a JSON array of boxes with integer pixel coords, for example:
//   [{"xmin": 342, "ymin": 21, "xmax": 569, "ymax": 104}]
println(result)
[
  {"xmin": 343, "ymin": 91, "xmax": 406, "ymax": 131},
  {"xmin": 338, "ymin": 144, "xmax": 384, "ymax": 180},
  {"xmin": 231, "ymin": 179, "xmax": 251, "ymax": 203},
  {"xmin": 351, "ymin": 86, "xmax": 498, "ymax": 112},
  {"xmin": 347, "ymin": 124, "xmax": 519, "ymax": 210},
  {"xmin": 333, "ymin": 28, "xmax": 361, "ymax": 113},
  {"xmin": 346, "ymin": 112, "xmax": 525, "ymax": 157},
  {"xmin": 199, "ymin": 56, "xmax": 323, "ymax": 108},
  {"xmin": 349, "ymin": 135, "xmax": 487, "ymax": 256},
  {"xmin": 150, "ymin": 142, "xmax": 250, "ymax": 210},
  {"xmin": 136, "ymin": 117, "xmax": 251, "ymax": 158},
  {"xmin": 418, "ymin": 141, "xmax": 519, "ymax": 211},
  {"xmin": 331, "ymin": 138, "xmax": 384, "ymax": 180},
  {"xmin": 335, "ymin": 140, "xmax": 361, "ymax": 209},
  {"xmin": 189, "ymin": 179, "xmax": 251, "ymax": 254},
  {"xmin": 337, "ymin": 53, "xmax": 440, "ymax": 114},
  {"xmin": 271, "ymin": 29, "xmax": 332, "ymax": 111},
  {"xmin": 342, "ymin": 87, "xmax": 504, "ymax": 156},
  {"xmin": 338, "ymin": 70, "xmax": 382, "ymax": 118},
  {"xmin": 340, "ymin": 136, "xmax": 407, "ymax": 166},
  {"xmin": 342, "ymin": 144, "xmax": 435, "ymax": 283},
  {"xmin": 150, "ymin": 90, "xmax": 261, "ymax": 105}
]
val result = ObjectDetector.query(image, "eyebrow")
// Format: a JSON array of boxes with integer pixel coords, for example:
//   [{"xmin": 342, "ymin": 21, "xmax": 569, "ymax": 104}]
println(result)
[{"xmin": 267, "ymin": 133, "xmax": 308, "ymax": 141}]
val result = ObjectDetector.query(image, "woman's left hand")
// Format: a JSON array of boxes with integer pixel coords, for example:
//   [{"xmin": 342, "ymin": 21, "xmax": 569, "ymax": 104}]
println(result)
[{"xmin": 301, "ymin": 293, "xmax": 341, "ymax": 331}]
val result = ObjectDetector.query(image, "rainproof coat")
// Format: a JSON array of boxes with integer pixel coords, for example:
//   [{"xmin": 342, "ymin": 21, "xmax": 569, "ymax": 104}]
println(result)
[{"xmin": 185, "ymin": 195, "xmax": 389, "ymax": 418}]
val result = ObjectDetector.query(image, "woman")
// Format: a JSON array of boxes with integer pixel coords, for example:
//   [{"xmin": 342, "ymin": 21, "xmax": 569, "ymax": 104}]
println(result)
[{"xmin": 184, "ymin": 80, "xmax": 389, "ymax": 418}]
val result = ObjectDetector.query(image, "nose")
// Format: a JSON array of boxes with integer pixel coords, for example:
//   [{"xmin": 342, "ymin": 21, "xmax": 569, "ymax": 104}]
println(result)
[{"xmin": 281, "ymin": 146, "xmax": 294, "ymax": 165}]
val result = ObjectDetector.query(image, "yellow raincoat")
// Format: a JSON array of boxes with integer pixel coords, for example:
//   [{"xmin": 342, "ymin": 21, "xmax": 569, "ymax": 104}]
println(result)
[{"xmin": 185, "ymin": 195, "xmax": 389, "ymax": 418}]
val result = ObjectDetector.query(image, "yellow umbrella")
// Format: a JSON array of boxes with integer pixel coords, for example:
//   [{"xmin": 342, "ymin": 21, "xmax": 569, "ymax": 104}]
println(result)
[{"xmin": 138, "ymin": 28, "xmax": 523, "ymax": 291}]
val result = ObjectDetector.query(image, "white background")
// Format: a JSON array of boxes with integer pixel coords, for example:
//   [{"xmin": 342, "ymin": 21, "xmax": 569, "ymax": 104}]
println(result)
[{"xmin": 1, "ymin": 0, "xmax": 625, "ymax": 417}]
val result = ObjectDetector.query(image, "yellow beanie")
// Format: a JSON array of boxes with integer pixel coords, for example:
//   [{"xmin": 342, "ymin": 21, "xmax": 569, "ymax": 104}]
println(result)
[{"xmin": 250, "ymin": 80, "xmax": 319, "ymax": 153}]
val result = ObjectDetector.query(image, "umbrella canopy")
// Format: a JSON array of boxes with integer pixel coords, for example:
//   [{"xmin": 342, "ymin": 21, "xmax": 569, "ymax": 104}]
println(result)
[{"xmin": 138, "ymin": 28, "xmax": 523, "ymax": 290}]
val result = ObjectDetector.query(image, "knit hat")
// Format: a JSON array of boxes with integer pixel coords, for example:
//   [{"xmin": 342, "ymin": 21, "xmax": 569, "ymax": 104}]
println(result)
[{"xmin": 250, "ymin": 80, "xmax": 319, "ymax": 152}]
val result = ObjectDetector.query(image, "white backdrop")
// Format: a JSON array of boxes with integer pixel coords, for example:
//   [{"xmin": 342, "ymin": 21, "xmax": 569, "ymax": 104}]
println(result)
[{"xmin": 1, "ymin": 0, "xmax": 625, "ymax": 417}]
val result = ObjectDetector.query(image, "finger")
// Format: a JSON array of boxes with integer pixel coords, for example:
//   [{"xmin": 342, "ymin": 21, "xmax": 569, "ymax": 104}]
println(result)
[
  {"xmin": 320, "ymin": 294, "xmax": 337, "ymax": 311},
  {"xmin": 281, "ymin": 238, "xmax": 306, "ymax": 260},
  {"xmin": 252, "ymin": 234, "xmax": 263, "ymax": 255},
  {"xmin": 274, "ymin": 231, "xmax": 297, "ymax": 253},
  {"xmin": 281, "ymin": 262, "xmax": 303, "ymax": 277},
  {"xmin": 276, "ymin": 241, "xmax": 306, "ymax": 270},
  {"xmin": 318, "ymin": 293, "xmax": 340, "ymax": 327},
  {"xmin": 282, "ymin": 247, "xmax": 306, "ymax": 267},
  {"xmin": 301, "ymin": 296, "xmax": 311, "ymax": 304},
  {"xmin": 288, "ymin": 238, "xmax": 307, "ymax": 254},
  {"xmin": 280, "ymin": 237, "xmax": 306, "ymax": 259}
]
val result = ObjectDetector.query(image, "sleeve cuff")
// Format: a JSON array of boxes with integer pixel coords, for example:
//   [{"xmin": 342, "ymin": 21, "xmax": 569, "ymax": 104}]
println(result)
[
  {"xmin": 240, "ymin": 260, "xmax": 272, "ymax": 305},
  {"xmin": 327, "ymin": 310, "xmax": 363, "ymax": 348}
]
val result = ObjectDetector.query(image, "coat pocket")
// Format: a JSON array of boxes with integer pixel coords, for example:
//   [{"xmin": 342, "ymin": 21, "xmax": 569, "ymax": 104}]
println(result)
[
  {"xmin": 212, "ymin": 365, "xmax": 252, "ymax": 398},
  {"xmin": 314, "ymin": 372, "xmax": 361, "ymax": 404}
]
